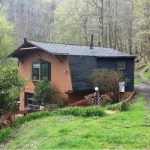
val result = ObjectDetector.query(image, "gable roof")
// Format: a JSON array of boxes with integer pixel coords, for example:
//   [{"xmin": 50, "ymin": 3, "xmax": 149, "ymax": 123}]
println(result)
[{"xmin": 9, "ymin": 40, "xmax": 135, "ymax": 58}]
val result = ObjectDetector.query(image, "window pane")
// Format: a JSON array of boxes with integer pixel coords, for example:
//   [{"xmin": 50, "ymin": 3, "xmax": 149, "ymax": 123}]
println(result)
[
  {"xmin": 117, "ymin": 62, "xmax": 125, "ymax": 70},
  {"xmin": 32, "ymin": 60, "xmax": 50, "ymax": 81},
  {"xmin": 41, "ymin": 63, "xmax": 48, "ymax": 80},
  {"xmin": 33, "ymin": 63, "xmax": 40, "ymax": 68},
  {"xmin": 25, "ymin": 93, "xmax": 34, "ymax": 106},
  {"xmin": 32, "ymin": 68, "xmax": 40, "ymax": 80}
]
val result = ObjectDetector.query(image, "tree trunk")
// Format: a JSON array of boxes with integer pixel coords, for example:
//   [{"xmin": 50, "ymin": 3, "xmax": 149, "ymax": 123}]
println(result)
[{"xmin": 108, "ymin": 0, "xmax": 112, "ymax": 48}]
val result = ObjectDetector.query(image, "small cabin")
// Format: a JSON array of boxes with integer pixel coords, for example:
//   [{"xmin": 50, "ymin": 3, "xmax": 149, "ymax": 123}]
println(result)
[{"xmin": 9, "ymin": 38, "xmax": 135, "ymax": 110}]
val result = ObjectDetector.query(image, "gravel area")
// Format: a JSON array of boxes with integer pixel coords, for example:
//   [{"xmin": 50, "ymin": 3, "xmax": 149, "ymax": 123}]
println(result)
[{"xmin": 135, "ymin": 82, "xmax": 150, "ymax": 108}]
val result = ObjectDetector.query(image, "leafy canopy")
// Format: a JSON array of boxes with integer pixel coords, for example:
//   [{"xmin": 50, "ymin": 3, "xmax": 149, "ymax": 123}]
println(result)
[
  {"xmin": 0, "ymin": 4, "xmax": 14, "ymax": 65},
  {"xmin": 0, "ymin": 66, "xmax": 25, "ymax": 111}
]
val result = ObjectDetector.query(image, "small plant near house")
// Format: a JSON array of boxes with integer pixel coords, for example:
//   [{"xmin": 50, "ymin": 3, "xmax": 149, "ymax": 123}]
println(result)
[
  {"xmin": 56, "ymin": 98, "xmax": 69, "ymax": 107},
  {"xmin": 99, "ymin": 94, "xmax": 112, "ymax": 106},
  {"xmin": 106, "ymin": 102, "xmax": 122, "ymax": 111},
  {"xmin": 4, "ymin": 88, "xmax": 20, "ymax": 111},
  {"xmin": 34, "ymin": 79, "xmax": 68, "ymax": 109},
  {"xmin": 47, "ymin": 104, "xmax": 60, "ymax": 111},
  {"xmin": 120, "ymin": 101, "xmax": 129, "ymax": 111},
  {"xmin": 106, "ymin": 100, "xmax": 130, "ymax": 111},
  {"xmin": 91, "ymin": 68, "xmax": 126, "ymax": 103},
  {"xmin": 33, "ymin": 79, "xmax": 57, "ymax": 107}
]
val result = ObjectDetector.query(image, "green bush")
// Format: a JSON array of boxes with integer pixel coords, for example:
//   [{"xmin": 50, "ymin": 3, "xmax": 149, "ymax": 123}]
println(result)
[
  {"xmin": 106, "ymin": 101, "xmax": 129, "ymax": 111},
  {"xmin": 3, "ymin": 88, "xmax": 20, "ymax": 111},
  {"xmin": 47, "ymin": 104, "xmax": 60, "ymax": 111},
  {"xmin": 100, "ymin": 97, "xmax": 112, "ymax": 106},
  {"xmin": 120, "ymin": 101, "xmax": 129, "ymax": 111},
  {"xmin": 91, "ymin": 68, "xmax": 123, "ymax": 103},
  {"xmin": 53, "ymin": 106, "xmax": 106, "ymax": 117},
  {"xmin": 0, "ymin": 127, "xmax": 12, "ymax": 142},
  {"xmin": 106, "ymin": 102, "xmax": 122, "ymax": 111},
  {"xmin": 56, "ymin": 98, "xmax": 69, "ymax": 107},
  {"xmin": 34, "ymin": 79, "xmax": 57, "ymax": 105},
  {"xmin": 0, "ymin": 66, "xmax": 25, "ymax": 112}
]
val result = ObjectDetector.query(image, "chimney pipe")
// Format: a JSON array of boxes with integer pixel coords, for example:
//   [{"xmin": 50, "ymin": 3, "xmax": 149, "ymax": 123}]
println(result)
[
  {"xmin": 90, "ymin": 34, "xmax": 93, "ymax": 49},
  {"xmin": 24, "ymin": 38, "xmax": 27, "ymax": 43}
]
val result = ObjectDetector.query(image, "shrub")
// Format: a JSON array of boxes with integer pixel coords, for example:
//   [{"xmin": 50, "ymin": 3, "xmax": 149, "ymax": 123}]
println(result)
[
  {"xmin": 106, "ymin": 100, "xmax": 129, "ymax": 111},
  {"xmin": 47, "ymin": 104, "xmax": 60, "ymax": 111},
  {"xmin": 53, "ymin": 106, "xmax": 106, "ymax": 117},
  {"xmin": 100, "ymin": 94, "xmax": 112, "ymax": 106},
  {"xmin": 3, "ymin": 88, "xmax": 20, "ymax": 111},
  {"xmin": 34, "ymin": 80, "xmax": 57, "ymax": 105},
  {"xmin": 91, "ymin": 68, "xmax": 125, "ymax": 103},
  {"xmin": 0, "ymin": 66, "xmax": 25, "ymax": 112},
  {"xmin": 56, "ymin": 98, "xmax": 69, "ymax": 107},
  {"xmin": 0, "ymin": 127, "xmax": 12, "ymax": 142},
  {"xmin": 106, "ymin": 102, "xmax": 122, "ymax": 111},
  {"xmin": 120, "ymin": 101, "xmax": 129, "ymax": 111}
]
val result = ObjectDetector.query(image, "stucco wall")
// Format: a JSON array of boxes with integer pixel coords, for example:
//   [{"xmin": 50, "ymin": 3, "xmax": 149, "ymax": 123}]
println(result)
[{"xmin": 19, "ymin": 50, "xmax": 72, "ymax": 110}]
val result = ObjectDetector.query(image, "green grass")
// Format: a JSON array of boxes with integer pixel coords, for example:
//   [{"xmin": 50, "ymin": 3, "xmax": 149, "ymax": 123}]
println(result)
[
  {"xmin": 0, "ymin": 107, "xmax": 105, "ymax": 142},
  {"xmin": 1, "ymin": 96, "xmax": 150, "ymax": 149},
  {"xmin": 0, "ymin": 111, "xmax": 52, "ymax": 142},
  {"xmin": 52, "ymin": 106, "xmax": 106, "ymax": 117}
]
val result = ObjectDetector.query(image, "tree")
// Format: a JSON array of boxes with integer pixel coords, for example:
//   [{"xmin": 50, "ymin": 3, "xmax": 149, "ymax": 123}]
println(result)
[
  {"xmin": 0, "ymin": 4, "xmax": 14, "ymax": 65},
  {"xmin": 1, "ymin": 0, "xmax": 150, "ymax": 65},
  {"xmin": 34, "ymin": 80, "xmax": 56, "ymax": 105},
  {"xmin": 130, "ymin": 0, "xmax": 150, "ymax": 62},
  {"xmin": 0, "ymin": 66, "xmax": 25, "ymax": 112},
  {"xmin": 91, "ymin": 68, "xmax": 124, "ymax": 103}
]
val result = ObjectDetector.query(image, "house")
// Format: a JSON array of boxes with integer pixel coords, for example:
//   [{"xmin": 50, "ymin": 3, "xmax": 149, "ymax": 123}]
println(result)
[{"xmin": 9, "ymin": 38, "xmax": 135, "ymax": 111}]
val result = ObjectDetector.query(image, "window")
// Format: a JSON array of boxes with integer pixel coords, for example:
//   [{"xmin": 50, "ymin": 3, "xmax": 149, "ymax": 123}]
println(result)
[
  {"xmin": 32, "ymin": 59, "xmax": 51, "ymax": 81},
  {"xmin": 25, "ymin": 93, "xmax": 33, "ymax": 107},
  {"xmin": 117, "ymin": 61, "xmax": 126, "ymax": 70}
]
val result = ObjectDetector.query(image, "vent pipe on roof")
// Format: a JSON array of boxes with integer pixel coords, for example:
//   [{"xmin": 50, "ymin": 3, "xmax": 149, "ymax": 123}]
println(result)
[
  {"xmin": 90, "ymin": 34, "xmax": 93, "ymax": 49},
  {"xmin": 24, "ymin": 38, "xmax": 27, "ymax": 43}
]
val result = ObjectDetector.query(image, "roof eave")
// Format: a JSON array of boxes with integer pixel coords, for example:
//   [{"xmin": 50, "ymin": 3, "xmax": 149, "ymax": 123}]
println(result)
[
  {"xmin": 96, "ymin": 55, "xmax": 136, "ymax": 58},
  {"xmin": 8, "ymin": 43, "xmax": 27, "ymax": 58}
]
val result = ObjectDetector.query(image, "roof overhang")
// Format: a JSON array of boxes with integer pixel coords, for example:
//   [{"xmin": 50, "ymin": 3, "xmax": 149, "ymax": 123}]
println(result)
[
  {"xmin": 8, "ymin": 40, "xmax": 68, "ymax": 64},
  {"xmin": 8, "ymin": 39, "xmax": 137, "ymax": 59},
  {"xmin": 96, "ymin": 55, "xmax": 136, "ymax": 59},
  {"xmin": 8, "ymin": 41, "xmax": 51, "ymax": 58}
]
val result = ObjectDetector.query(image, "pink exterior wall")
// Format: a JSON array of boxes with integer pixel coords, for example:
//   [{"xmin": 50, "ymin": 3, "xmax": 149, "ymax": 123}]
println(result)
[{"xmin": 19, "ymin": 50, "xmax": 72, "ymax": 110}]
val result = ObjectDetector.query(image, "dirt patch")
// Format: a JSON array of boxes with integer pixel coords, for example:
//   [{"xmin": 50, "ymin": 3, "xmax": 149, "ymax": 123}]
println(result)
[{"xmin": 105, "ymin": 110, "xmax": 117, "ymax": 114}]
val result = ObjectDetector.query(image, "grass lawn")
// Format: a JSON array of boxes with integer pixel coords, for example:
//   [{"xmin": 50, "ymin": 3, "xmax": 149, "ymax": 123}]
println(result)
[{"xmin": 2, "ymin": 97, "xmax": 150, "ymax": 149}]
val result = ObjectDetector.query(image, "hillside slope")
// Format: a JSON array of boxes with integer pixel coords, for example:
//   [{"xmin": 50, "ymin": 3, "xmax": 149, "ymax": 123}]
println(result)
[
  {"xmin": 2, "ymin": 98, "xmax": 150, "ymax": 149},
  {"xmin": 135, "ymin": 64, "xmax": 150, "ymax": 84}
]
